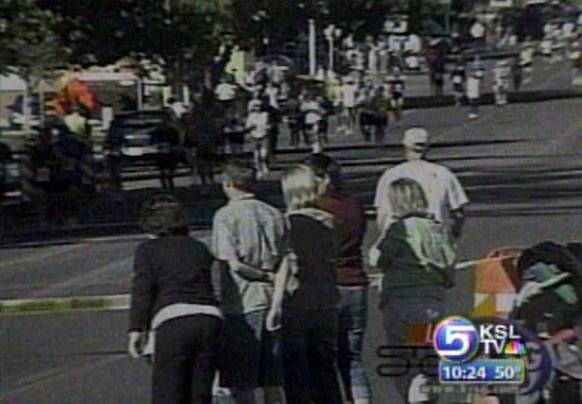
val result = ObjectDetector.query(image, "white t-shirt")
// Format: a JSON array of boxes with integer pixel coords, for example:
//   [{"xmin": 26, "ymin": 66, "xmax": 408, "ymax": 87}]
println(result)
[
  {"xmin": 466, "ymin": 76, "xmax": 480, "ymax": 99},
  {"xmin": 342, "ymin": 84, "xmax": 358, "ymax": 107},
  {"xmin": 265, "ymin": 86, "xmax": 279, "ymax": 109},
  {"xmin": 169, "ymin": 102, "xmax": 188, "ymax": 119},
  {"xmin": 406, "ymin": 34, "xmax": 422, "ymax": 53},
  {"xmin": 301, "ymin": 100, "xmax": 322, "ymax": 124},
  {"xmin": 246, "ymin": 112, "xmax": 269, "ymax": 139},
  {"xmin": 374, "ymin": 159, "xmax": 469, "ymax": 233},
  {"xmin": 215, "ymin": 83, "xmax": 237, "ymax": 101}
]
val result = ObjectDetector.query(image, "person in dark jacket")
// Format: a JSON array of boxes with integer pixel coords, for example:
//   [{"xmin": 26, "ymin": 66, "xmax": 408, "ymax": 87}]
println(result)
[
  {"xmin": 128, "ymin": 195, "xmax": 223, "ymax": 404},
  {"xmin": 375, "ymin": 178, "xmax": 457, "ymax": 404},
  {"xmin": 151, "ymin": 124, "xmax": 180, "ymax": 190},
  {"xmin": 304, "ymin": 153, "xmax": 372, "ymax": 404},
  {"xmin": 267, "ymin": 164, "xmax": 343, "ymax": 404}
]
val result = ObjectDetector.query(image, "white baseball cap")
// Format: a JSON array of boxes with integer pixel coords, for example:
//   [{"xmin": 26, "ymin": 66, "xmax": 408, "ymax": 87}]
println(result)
[{"xmin": 402, "ymin": 128, "xmax": 429, "ymax": 149}]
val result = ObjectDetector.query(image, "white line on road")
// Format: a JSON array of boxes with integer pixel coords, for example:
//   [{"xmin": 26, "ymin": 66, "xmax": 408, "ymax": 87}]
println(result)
[
  {"xmin": 0, "ymin": 356, "xmax": 123, "ymax": 400},
  {"xmin": 0, "ymin": 244, "xmax": 85, "ymax": 270},
  {"xmin": 0, "ymin": 254, "xmax": 521, "ymax": 315},
  {"xmin": 29, "ymin": 257, "xmax": 134, "ymax": 298}
]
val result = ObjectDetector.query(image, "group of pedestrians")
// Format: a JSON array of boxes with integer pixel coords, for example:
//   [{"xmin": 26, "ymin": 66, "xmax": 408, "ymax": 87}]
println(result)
[
  {"xmin": 182, "ymin": 70, "xmax": 408, "ymax": 185},
  {"xmin": 128, "ymin": 153, "xmax": 373, "ymax": 404},
  {"xmin": 127, "ymin": 124, "xmax": 470, "ymax": 404}
]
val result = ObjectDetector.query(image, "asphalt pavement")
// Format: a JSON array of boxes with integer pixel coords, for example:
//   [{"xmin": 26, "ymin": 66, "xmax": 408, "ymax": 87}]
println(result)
[
  {"xmin": 2, "ymin": 53, "xmax": 582, "ymax": 403},
  {"xmin": 2, "ymin": 95, "xmax": 582, "ymax": 403}
]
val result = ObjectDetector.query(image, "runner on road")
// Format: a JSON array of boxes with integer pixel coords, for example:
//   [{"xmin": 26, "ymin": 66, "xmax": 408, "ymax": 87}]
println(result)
[
  {"xmin": 466, "ymin": 56, "xmax": 485, "ymax": 120},
  {"xmin": 493, "ymin": 59, "xmax": 511, "ymax": 106},
  {"xmin": 387, "ymin": 67, "xmax": 405, "ymax": 125},
  {"xmin": 373, "ymin": 127, "xmax": 469, "ymax": 240},
  {"xmin": 450, "ymin": 57, "xmax": 466, "ymax": 107},
  {"xmin": 246, "ymin": 100, "xmax": 271, "ymax": 180}
]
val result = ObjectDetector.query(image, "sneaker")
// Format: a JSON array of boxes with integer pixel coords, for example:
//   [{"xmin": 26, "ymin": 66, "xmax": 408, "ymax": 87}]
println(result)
[{"xmin": 469, "ymin": 113, "xmax": 478, "ymax": 120}]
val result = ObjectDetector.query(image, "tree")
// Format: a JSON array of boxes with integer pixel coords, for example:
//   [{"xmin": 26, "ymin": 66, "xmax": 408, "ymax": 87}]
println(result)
[
  {"xmin": 37, "ymin": 0, "xmax": 236, "ymax": 95},
  {"xmin": 0, "ymin": 0, "xmax": 67, "ymax": 132}
]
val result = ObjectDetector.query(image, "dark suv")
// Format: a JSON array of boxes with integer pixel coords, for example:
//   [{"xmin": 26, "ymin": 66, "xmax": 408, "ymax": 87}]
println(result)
[{"xmin": 105, "ymin": 109, "xmax": 181, "ymax": 161}]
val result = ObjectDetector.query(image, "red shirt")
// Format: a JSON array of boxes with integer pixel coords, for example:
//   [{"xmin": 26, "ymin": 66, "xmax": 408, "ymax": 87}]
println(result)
[{"xmin": 318, "ymin": 194, "xmax": 368, "ymax": 286}]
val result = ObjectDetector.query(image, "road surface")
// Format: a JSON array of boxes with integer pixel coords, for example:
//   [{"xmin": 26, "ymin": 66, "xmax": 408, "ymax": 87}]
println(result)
[{"xmin": 2, "ymin": 97, "xmax": 582, "ymax": 403}]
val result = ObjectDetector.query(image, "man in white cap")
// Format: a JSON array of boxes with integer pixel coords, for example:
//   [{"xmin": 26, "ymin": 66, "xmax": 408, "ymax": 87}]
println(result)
[{"xmin": 373, "ymin": 127, "xmax": 469, "ymax": 240}]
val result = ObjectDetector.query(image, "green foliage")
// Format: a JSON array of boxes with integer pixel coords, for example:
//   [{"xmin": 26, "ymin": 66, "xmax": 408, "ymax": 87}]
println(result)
[
  {"xmin": 0, "ymin": 0, "xmax": 67, "ymax": 82},
  {"xmin": 36, "ymin": 0, "xmax": 235, "ymax": 66}
]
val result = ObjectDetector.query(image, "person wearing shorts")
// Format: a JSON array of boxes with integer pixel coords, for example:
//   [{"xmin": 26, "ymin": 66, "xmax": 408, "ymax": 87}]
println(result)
[
  {"xmin": 387, "ymin": 67, "xmax": 405, "ymax": 124},
  {"xmin": 300, "ymin": 92, "xmax": 324, "ymax": 153},
  {"xmin": 212, "ymin": 162, "xmax": 287, "ymax": 404},
  {"xmin": 341, "ymin": 77, "xmax": 359, "ymax": 134},
  {"xmin": 450, "ymin": 58, "xmax": 466, "ymax": 107},
  {"xmin": 246, "ymin": 100, "xmax": 271, "ymax": 179}
]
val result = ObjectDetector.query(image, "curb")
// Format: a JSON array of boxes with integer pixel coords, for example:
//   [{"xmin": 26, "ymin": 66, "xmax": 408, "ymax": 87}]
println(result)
[
  {"xmin": 0, "ymin": 294, "xmax": 130, "ymax": 315},
  {"xmin": 0, "ymin": 255, "xmax": 520, "ymax": 315}
]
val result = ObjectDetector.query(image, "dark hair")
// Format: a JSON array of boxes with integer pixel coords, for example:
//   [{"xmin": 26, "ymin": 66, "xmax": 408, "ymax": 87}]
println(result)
[
  {"xmin": 222, "ymin": 160, "xmax": 255, "ymax": 192},
  {"xmin": 140, "ymin": 194, "xmax": 188, "ymax": 236},
  {"xmin": 303, "ymin": 153, "xmax": 343, "ymax": 194}
]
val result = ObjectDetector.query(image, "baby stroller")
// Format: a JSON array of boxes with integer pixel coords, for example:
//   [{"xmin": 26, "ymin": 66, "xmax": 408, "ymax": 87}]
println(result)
[{"xmin": 509, "ymin": 241, "xmax": 582, "ymax": 404}]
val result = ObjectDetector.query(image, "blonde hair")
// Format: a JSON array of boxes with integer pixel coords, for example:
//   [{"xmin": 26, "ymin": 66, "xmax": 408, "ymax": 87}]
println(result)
[
  {"xmin": 388, "ymin": 178, "xmax": 428, "ymax": 218},
  {"xmin": 281, "ymin": 164, "xmax": 321, "ymax": 211}
]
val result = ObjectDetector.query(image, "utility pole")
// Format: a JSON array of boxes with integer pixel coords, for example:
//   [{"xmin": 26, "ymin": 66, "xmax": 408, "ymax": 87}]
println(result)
[{"xmin": 309, "ymin": 19, "xmax": 316, "ymax": 76}]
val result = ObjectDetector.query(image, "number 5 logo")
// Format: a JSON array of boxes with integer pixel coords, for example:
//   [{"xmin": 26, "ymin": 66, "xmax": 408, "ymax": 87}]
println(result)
[{"xmin": 433, "ymin": 317, "xmax": 479, "ymax": 362}]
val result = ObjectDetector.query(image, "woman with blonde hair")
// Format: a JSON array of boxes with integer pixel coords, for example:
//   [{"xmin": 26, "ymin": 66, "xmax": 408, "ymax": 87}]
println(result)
[
  {"xmin": 388, "ymin": 176, "xmax": 430, "ymax": 218},
  {"xmin": 375, "ymin": 177, "xmax": 457, "ymax": 404},
  {"xmin": 267, "ymin": 164, "xmax": 343, "ymax": 404}
]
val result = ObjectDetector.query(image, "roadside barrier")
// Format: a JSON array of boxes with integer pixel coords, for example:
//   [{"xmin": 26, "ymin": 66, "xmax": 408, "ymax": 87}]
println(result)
[{"xmin": 472, "ymin": 247, "xmax": 522, "ymax": 319}]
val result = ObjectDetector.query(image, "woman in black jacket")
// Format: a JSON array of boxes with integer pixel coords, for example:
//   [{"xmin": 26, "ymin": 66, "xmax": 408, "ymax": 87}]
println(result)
[
  {"xmin": 267, "ymin": 164, "xmax": 343, "ymax": 404},
  {"xmin": 128, "ymin": 195, "xmax": 223, "ymax": 404}
]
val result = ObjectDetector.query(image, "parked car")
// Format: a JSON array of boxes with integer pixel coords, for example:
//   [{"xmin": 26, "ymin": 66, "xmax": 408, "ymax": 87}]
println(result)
[
  {"xmin": 104, "ymin": 109, "xmax": 182, "ymax": 162},
  {"xmin": 103, "ymin": 109, "xmax": 187, "ymax": 190},
  {"xmin": 0, "ymin": 141, "xmax": 18, "ymax": 200},
  {"xmin": 7, "ymin": 94, "xmax": 50, "ymax": 129}
]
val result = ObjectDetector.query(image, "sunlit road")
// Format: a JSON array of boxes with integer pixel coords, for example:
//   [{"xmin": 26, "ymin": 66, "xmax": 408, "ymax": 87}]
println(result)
[{"xmin": 2, "ymin": 98, "xmax": 582, "ymax": 403}]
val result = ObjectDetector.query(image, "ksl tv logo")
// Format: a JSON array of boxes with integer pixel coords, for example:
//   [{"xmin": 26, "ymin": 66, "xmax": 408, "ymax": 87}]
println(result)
[{"xmin": 433, "ymin": 316, "xmax": 527, "ymax": 362}]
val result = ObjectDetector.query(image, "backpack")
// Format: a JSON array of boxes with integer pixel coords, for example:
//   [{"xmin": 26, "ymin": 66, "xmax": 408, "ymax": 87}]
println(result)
[{"xmin": 402, "ymin": 216, "xmax": 458, "ymax": 289}]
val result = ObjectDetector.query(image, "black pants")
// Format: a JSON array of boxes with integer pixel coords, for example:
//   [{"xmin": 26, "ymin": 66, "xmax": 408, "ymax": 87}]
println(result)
[
  {"xmin": 289, "ymin": 122, "xmax": 301, "ymax": 147},
  {"xmin": 381, "ymin": 297, "xmax": 444, "ymax": 404},
  {"xmin": 374, "ymin": 115, "xmax": 387, "ymax": 144},
  {"xmin": 281, "ymin": 308, "xmax": 342, "ymax": 404},
  {"xmin": 152, "ymin": 315, "xmax": 223, "ymax": 404},
  {"xmin": 359, "ymin": 112, "xmax": 375, "ymax": 142}
]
